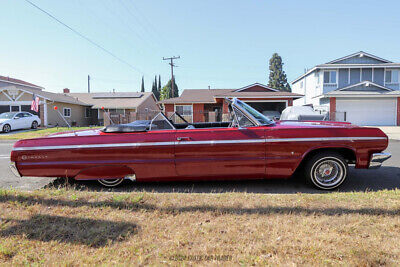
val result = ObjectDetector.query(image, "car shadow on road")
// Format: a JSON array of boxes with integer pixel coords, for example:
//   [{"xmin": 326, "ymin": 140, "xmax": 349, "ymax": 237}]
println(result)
[{"xmin": 49, "ymin": 166, "xmax": 400, "ymax": 194}]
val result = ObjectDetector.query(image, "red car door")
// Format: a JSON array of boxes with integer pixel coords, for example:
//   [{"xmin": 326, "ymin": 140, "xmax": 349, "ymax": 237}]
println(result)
[{"xmin": 174, "ymin": 126, "xmax": 266, "ymax": 179}]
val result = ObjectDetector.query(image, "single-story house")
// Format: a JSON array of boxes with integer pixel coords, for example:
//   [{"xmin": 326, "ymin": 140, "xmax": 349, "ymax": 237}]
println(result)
[
  {"xmin": 67, "ymin": 90, "xmax": 160, "ymax": 125},
  {"xmin": 0, "ymin": 75, "xmax": 91, "ymax": 127},
  {"xmin": 159, "ymin": 83, "xmax": 303, "ymax": 122},
  {"xmin": 292, "ymin": 51, "xmax": 400, "ymax": 126},
  {"xmin": 0, "ymin": 75, "xmax": 161, "ymax": 127}
]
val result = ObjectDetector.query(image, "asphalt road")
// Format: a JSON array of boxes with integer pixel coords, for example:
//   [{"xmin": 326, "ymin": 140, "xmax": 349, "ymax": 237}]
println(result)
[{"xmin": 0, "ymin": 140, "xmax": 399, "ymax": 193}]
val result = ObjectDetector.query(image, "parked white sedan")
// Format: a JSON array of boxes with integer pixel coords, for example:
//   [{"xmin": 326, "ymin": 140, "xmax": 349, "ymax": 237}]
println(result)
[{"xmin": 0, "ymin": 112, "xmax": 41, "ymax": 133}]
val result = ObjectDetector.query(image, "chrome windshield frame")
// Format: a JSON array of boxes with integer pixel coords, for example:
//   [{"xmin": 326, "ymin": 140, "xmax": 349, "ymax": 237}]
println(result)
[
  {"xmin": 230, "ymin": 98, "xmax": 274, "ymax": 127},
  {"xmin": 149, "ymin": 112, "xmax": 176, "ymax": 131}
]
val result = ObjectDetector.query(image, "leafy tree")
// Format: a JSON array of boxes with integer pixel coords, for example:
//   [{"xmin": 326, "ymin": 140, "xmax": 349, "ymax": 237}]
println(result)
[
  {"xmin": 152, "ymin": 75, "xmax": 160, "ymax": 100},
  {"xmin": 268, "ymin": 53, "xmax": 291, "ymax": 92},
  {"xmin": 159, "ymin": 85, "xmax": 170, "ymax": 100},
  {"xmin": 141, "ymin": 76, "xmax": 145, "ymax": 92},
  {"xmin": 159, "ymin": 77, "xmax": 179, "ymax": 100}
]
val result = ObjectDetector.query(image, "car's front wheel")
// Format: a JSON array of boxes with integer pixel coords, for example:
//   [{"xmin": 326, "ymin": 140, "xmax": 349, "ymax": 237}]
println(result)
[
  {"xmin": 304, "ymin": 152, "xmax": 348, "ymax": 190},
  {"xmin": 98, "ymin": 178, "xmax": 124, "ymax": 187},
  {"xmin": 31, "ymin": 121, "xmax": 38, "ymax": 129},
  {"xmin": 2, "ymin": 124, "xmax": 11, "ymax": 133}
]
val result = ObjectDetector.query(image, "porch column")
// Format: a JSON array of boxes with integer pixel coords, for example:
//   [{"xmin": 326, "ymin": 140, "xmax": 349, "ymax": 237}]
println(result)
[
  {"xmin": 288, "ymin": 99, "xmax": 293, "ymax": 106},
  {"xmin": 43, "ymin": 100, "xmax": 48, "ymax": 126},
  {"xmin": 329, "ymin": 97, "xmax": 336, "ymax": 121},
  {"xmin": 222, "ymin": 100, "xmax": 229, "ymax": 122},
  {"xmin": 397, "ymin": 97, "xmax": 400, "ymax": 126},
  {"xmin": 39, "ymin": 102, "xmax": 45, "ymax": 126}
]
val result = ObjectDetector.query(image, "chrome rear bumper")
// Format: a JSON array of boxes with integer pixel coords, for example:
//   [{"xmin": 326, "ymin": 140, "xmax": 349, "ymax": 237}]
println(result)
[
  {"xmin": 369, "ymin": 152, "xmax": 391, "ymax": 169},
  {"xmin": 10, "ymin": 162, "xmax": 21, "ymax": 177}
]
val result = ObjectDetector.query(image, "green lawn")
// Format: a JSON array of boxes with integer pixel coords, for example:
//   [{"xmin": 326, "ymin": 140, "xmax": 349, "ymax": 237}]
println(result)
[
  {"xmin": 0, "ymin": 187, "xmax": 399, "ymax": 265},
  {"xmin": 0, "ymin": 127, "xmax": 102, "ymax": 140}
]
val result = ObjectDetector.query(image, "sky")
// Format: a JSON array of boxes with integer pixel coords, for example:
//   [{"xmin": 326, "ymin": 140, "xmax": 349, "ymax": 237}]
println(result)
[{"xmin": 1, "ymin": 0, "xmax": 400, "ymax": 94}]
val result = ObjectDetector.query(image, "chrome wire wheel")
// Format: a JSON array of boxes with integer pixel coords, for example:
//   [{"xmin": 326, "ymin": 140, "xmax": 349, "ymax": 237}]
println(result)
[
  {"xmin": 98, "ymin": 178, "xmax": 124, "ymax": 187},
  {"xmin": 305, "ymin": 153, "xmax": 348, "ymax": 190},
  {"xmin": 313, "ymin": 159, "xmax": 344, "ymax": 188},
  {"xmin": 311, "ymin": 157, "xmax": 347, "ymax": 189},
  {"xmin": 2, "ymin": 124, "xmax": 11, "ymax": 133}
]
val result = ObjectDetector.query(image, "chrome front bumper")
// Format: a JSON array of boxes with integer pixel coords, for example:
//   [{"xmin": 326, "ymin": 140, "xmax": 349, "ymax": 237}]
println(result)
[
  {"xmin": 10, "ymin": 162, "xmax": 21, "ymax": 177},
  {"xmin": 369, "ymin": 152, "xmax": 392, "ymax": 169}
]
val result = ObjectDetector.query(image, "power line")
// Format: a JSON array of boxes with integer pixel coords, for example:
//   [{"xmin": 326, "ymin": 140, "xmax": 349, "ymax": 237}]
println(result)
[{"xmin": 23, "ymin": 0, "xmax": 144, "ymax": 75}]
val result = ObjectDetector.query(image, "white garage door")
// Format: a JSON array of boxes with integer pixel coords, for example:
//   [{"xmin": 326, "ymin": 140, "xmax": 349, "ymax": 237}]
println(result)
[{"xmin": 336, "ymin": 98, "xmax": 396, "ymax": 126}]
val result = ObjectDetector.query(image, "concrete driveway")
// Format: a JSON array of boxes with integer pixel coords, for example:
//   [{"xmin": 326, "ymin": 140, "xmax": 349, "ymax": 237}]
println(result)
[{"xmin": 1, "ymin": 139, "xmax": 399, "ymax": 192}]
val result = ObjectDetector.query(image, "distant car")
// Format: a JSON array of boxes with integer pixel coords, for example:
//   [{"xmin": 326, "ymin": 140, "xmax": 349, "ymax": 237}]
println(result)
[
  {"xmin": 262, "ymin": 111, "xmax": 281, "ymax": 121},
  {"xmin": 0, "ymin": 112, "xmax": 41, "ymax": 133},
  {"xmin": 280, "ymin": 106, "xmax": 326, "ymax": 121}
]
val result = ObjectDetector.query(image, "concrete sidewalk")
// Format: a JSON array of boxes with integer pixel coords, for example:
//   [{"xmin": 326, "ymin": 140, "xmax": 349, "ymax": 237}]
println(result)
[{"xmin": 376, "ymin": 127, "xmax": 400, "ymax": 140}]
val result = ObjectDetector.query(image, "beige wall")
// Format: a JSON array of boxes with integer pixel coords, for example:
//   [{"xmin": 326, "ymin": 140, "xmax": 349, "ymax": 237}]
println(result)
[
  {"xmin": 47, "ymin": 101, "xmax": 91, "ymax": 127},
  {"xmin": 137, "ymin": 94, "xmax": 160, "ymax": 117}
]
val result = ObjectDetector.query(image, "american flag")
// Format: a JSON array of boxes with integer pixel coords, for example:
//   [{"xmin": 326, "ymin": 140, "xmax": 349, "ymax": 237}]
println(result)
[{"xmin": 31, "ymin": 94, "xmax": 39, "ymax": 113}]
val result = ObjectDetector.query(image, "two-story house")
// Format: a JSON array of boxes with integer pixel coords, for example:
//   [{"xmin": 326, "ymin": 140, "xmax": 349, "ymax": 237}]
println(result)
[{"xmin": 292, "ymin": 51, "xmax": 400, "ymax": 126}]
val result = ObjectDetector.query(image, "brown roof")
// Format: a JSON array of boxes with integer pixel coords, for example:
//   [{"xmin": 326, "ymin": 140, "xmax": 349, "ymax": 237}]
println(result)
[
  {"xmin": 159, "ymin": 89, "xmax": 303, "ymax": 104},
  {"xmin": 68, "ymin": 92, "xmax": 155, "ymax": 109},
  {"xmin": 0, "ymin": 75, "xmax": 43, "ymax": 89}
]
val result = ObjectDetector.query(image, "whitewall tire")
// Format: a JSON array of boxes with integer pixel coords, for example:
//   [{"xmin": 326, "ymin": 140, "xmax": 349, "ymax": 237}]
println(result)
[
  {"xmin": 97, "ymin": 178, "xmax": 124, "ymax": 187},
  {"xmin": 305, "ymin": 152, "xmax": 348, "ymax": 190}
]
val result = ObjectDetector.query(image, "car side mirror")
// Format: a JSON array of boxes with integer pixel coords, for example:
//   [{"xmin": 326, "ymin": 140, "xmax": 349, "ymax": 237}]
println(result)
[{"xmin": 14, "ymin": 117, "xmax": 20, "ymax": 120}]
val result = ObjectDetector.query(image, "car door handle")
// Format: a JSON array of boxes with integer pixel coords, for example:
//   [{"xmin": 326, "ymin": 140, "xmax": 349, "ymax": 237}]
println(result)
[{"xmin": 177, "ymin": 137, "xmax": 191, "ymax": 141}]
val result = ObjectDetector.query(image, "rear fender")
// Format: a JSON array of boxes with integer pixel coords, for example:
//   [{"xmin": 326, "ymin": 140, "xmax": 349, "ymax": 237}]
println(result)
[{"xmin": 74, "ymin": 165, "xmax": 134, "ymax": 180}]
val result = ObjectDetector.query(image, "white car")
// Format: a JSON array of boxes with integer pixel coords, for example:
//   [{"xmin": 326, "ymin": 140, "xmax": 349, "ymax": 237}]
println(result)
[{"xmin": 0, "ymin": 112, "xmax": 41, "ymax": 133}]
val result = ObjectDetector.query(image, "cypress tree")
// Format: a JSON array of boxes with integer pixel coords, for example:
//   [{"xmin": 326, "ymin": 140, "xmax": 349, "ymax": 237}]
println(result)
[
  {"xmin": 152, "ymin": 75, "xmax": 160, "ymax": 100},
  {"xmin": 141, "ymin": 76, "xmax": 145, "ymax": 92},
  {"xmin": 268, "ymin": 53, "xmax": 291, "ymax": 92}
]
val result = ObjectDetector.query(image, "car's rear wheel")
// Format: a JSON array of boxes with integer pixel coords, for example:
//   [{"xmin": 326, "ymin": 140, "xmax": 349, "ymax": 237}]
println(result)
[
  {"xmin": 2, "ymin": 124, "xmax": 11, "ymax": 133},
  {"xmin": 31, "ymin": 121, "xmax": 38, "ymax": 129},
  {"xmin": 304, "ymin": 152, "xmax": 348, "ymax": 190},
  {"xmin": 98, "ymin": 178, "xmax": 124, "ymax": 187}
]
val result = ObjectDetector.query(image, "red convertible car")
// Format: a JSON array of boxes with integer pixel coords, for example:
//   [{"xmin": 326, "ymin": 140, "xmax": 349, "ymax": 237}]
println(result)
[{"xmin": 10, "ymin": 98, "xmax": 391, "ymax": 190}]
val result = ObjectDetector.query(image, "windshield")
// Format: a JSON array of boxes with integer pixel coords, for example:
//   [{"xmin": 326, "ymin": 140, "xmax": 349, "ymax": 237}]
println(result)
[
  {"xmin": 235, "ymin": 99, "xmax": 274, "ymax": 125},
  {"xmin": 0, "ymin": 112, "xmax": 16, "ymax": 119}
]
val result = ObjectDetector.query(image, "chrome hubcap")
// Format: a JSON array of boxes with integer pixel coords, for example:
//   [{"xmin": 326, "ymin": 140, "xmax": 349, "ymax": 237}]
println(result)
[{"xmin": 313, "ymin": 159, "xmax": 344, "ymax": 187}]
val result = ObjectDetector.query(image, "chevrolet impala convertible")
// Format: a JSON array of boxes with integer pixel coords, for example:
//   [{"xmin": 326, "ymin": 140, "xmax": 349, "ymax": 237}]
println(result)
[{"xmin": 10, "ymin": 98, "xmax": 391, "ymax": 190}]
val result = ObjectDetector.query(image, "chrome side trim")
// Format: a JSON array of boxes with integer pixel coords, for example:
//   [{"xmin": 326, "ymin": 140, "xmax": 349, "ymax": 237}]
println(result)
[
  {"xmin": 267, "ymin": 137, "xmax": 387, "ymax": 142},
  {"xmin": 369, "ymin": 152, "xmax": 391, "ymax": 169},
  {"xmin": 12, "ymin": 137, "xmax": 387, "ymax": 151},
  {"xmin": 10, "ymin": 162, "xmax": 21, "ymax": 177}
]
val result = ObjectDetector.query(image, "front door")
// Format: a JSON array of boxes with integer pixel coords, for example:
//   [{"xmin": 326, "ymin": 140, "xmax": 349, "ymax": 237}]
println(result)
[{"xmin": 174, "ymin": 127, "xmax": 266, "ymax": 178}]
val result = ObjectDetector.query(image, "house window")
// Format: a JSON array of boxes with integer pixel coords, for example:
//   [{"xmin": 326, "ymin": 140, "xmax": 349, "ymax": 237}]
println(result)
[
  {"xmin": 85, "ymin": 107, "xmax": 91, "ymax": 118},
  {"xmin": 63, "ymin": 108, "xmax": 71, "ymax": 117},
  {"xmin": 175, "ymin": 105, "xmax": 192, "ymax": 116},
  {"xmin": 323, "ymin": 70, "xmax": 337, "ymax": 84},
  {"xmin": 385, "ymin": 70, "xmax": 399, "ymax": 84}
]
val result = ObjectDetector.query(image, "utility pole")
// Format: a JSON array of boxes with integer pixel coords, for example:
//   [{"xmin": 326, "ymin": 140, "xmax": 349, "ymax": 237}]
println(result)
[
  {"xmin": 88, "ymin": 75, "xmax": 91, "ymax": 93},
  {"xmin": 163, "ymin": 56, "xmax": 180, "ymax": 98}
]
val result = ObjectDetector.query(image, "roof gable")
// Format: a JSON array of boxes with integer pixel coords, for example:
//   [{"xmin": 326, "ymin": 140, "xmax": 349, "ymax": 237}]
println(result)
[
  {"xmin": 0, "ymin": 75, "xmax": 43, "ymax": 90},
  {"xmin": 234, "ymin": 83, "xmax": 278, "ymax": 92},
  {"xmin": 326, "ymin": 51, "xmax": 392, "ymax": 65},
  {"xmin": 337, "ymin": 81, "xmax": 393, "ymax": 92}
]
